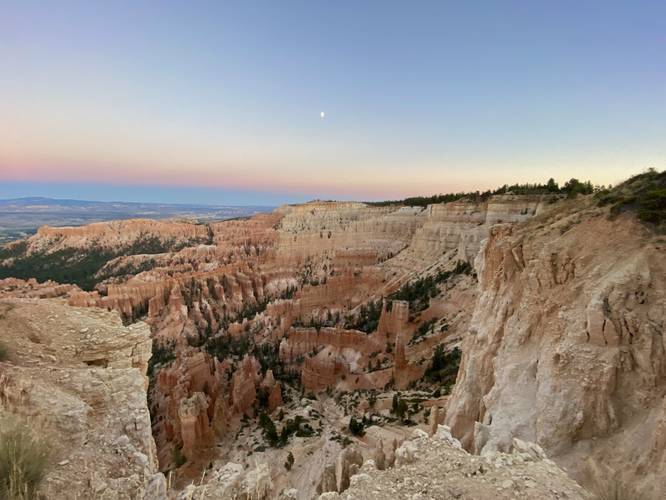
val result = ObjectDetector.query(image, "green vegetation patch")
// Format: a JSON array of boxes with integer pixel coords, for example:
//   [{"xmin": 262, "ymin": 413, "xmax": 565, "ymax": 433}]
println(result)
[
  {"xmin": 409, "ymin": 318, "xmax": 439, "ymax": 345},
  {"xmin": 390, "ymin": 260, "xmax": 472, "ymax": 314},
  {"xmin": 344, "ymin": 300, "xmax": 382, "ymax": 333},
  {"xmin": 596, "ymin": 168, "xmax": 666, "ymax": 228},
  {"xmin": 0, "ymin": 420, "xmax": 50, "ymax": 499},
  {"xmin": 171, "ymin": 445, "xmax": 187, "ymax": 468},
  {"xmin": 147, "ymin": 339, "xmax": 176, "ymax": 377},
  {"xmin": 425, "ymin": 345, "xmax": 462, "ymax": 393},
  {"xmin": 205, "ymin": 334, "xmax": 299, "ymax": 387},
  {"xmin": 259, "ymin": 413, "xmax": 315, "ymax": 448},
  {"xmin": 0, "ymin": 241, "xmax": 28, "ymax": 261},
  {"xmin": 368, "ymin": 177, "xmax": 594, "ymax": 207},
  {"xmin": 96, "ymin": 257, "xmax": 158, "ymax": 281},
  {"xmin": 344, "ymin": 261, "xmax": 471, "ymax": 333}
]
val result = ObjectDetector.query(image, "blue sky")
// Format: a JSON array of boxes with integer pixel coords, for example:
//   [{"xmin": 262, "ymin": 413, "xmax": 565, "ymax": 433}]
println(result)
[{"xmin": 1, "ymin": 1, "xmax": 664, "ymax": 204}]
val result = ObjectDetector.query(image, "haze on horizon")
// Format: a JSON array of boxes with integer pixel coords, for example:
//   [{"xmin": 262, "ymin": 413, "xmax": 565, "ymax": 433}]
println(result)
[{"xmin": 1, "ymin": 0, "xmax": 664, "ymax": 205}]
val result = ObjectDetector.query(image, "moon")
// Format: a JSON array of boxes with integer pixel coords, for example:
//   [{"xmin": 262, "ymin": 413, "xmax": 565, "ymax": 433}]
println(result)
[{"xmin": 320, "ymin": 111, "xmax": 326, "ymax": 118}]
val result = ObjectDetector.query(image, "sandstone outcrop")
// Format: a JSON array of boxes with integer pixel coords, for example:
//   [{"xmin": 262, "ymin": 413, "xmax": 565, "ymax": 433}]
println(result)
[
  {"xmin": 446, "ymin": 200, "xmax": 666, "ymax": 498},
  {"xmin": 177, "ymin": 461, "xmax": 273, "ymax": 500},
  {"xmin": 320, "ymin": 426, "xmax": 590, "ymax": 499},
  {"xmin": 0, "ymin": 277, "xmax": 78, "ymax": 298},
  {"xmin": 0, "ymin": 297, "xmax": 164, "ymax": 499}
]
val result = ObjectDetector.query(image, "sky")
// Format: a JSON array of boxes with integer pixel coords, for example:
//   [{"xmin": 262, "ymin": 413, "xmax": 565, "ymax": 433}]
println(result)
[{"xmin": 1, "ymin": 1, "xmax": 664, "ymax": 205}]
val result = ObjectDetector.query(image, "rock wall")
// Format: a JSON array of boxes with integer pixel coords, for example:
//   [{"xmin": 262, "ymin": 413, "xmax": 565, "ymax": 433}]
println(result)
[
  {"xmin": 446, "ymin": 201, "xmax": 666, "ymax": 498},
  {"xmin": 394, "ymin": 194, "xmax": 552, "ymax": 270},
  {"xmin": 0, "ymin": 297, "xmax": 165, "ymax": 499},
  {"xmin": 275, "ymin": 202, "xmax": 426, "ymax": 264}
]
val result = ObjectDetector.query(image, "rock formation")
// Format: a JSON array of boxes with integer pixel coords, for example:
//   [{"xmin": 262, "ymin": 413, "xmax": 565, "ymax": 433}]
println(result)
[
  {"xmin": 446, "ymin": 199, "xmax": 666, "ymax": 498},
  {"xmin": 320, "ymin": 426, "xmax": 591, "ymax": 499},
  {"xmin": 0, "ymin": 297, "xmax": 164, "ymax": 498}
]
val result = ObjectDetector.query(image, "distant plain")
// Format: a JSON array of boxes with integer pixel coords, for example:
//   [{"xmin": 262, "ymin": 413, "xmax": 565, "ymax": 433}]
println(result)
[{"xmin": 0, "ymin": 197, "xmax": 273, "ymax": 244}]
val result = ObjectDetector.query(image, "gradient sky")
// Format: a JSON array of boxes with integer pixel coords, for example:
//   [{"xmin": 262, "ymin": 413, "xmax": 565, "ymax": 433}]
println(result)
[{"xmin": 1, "ymin": 1, "xmax": 665, "ymax": 204}]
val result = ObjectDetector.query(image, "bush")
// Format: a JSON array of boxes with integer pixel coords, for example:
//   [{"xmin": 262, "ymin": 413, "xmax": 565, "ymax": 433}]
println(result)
[
  {"xmin": 259, "ymin": 413, "xmax": 280, "ymax": 447},
  {"xmin": 284, "ymin": 452, "xmax": 294, "ymax": 471},
  {"xmin": 597, "ymin": 168, "xmax": 666, "ymax": 228},
  {"xmin": 348, "ymin": 417, "xmax": 365, "ymax": 437},
  {"xmin": 259, "ymin": 413, "xmax": 314, "ymax": 448},
  {"xmin": 0, "ymin": 421, "xmax": 50, "ymax": 499},
  {"xmin": 637, "ymin": 188, "xmax": 666, "ymax": 224},
  {"xmin": 171, "ymin": 445, "xmax": 187, "ymax": 468},
  {"xmin": 410, "ymin": 318, "xmax": 438, "ymax": 345},
  {"xmin": 0, "ymin": 341, "xmax": 8, "ymax": 362},
  {"xmin": 391, "ymin": 394, "xmax": 408, "ymax": 421},
  {"xmin": 0, "ymin": 235, "xmax": 203, "ymax": 290},
  {"xmin": 390, "ymin": 260, "xmax": 472, "ymax": 314}
]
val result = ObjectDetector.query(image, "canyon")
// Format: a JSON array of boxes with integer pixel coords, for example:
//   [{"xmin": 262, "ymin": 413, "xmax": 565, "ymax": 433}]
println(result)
[{"xmin": 0, "ymin": 171, "xmax": 664, "ymax": 499}]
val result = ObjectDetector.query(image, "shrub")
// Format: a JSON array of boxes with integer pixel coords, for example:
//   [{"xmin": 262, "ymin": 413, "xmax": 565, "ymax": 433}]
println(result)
[
  {"xmin": 348, "ymin": 417, "xmax": 365, "ymax": 437},
  {"xmin": 637, "ymin": 187, "xmax": 666, "ymax": 224},
  {"xmin": 0, "ymin": 341, "xmax": 8, "ymax": 362},
  {"xmin": 171, "ymin": 445, "xmax": 187, "ymax": 468},
  {"xmin": 0, "ymin": 235, "xmax": 197, "ymax": 291},
  {"xmin": 597, "ymin": 168, "xmax": 666, "ymax": 228},
  {"xmin": 410, "ymin": 318, "xmax": 437, "ymax": 345},
  {"xmin": 259, "ymin": 413, "xmax": 280, "ymax": 447},
  {"xmin": 391, "ymin": 394, "xmax": 408, "ymax": 420},
  {"xmin": 0, "ymin": 421, "xmax": 50, "ymax": 499},
  {"xmin": 256, "ymin": 387, "xmax": 270, "ymax": 410},
  {"xmin": 390, "ymin": 260, "xmax": 472, "ymax": 314},
  {"xmin": 284, "ymin": 452, "xmax": 294, "ymax": 471}
]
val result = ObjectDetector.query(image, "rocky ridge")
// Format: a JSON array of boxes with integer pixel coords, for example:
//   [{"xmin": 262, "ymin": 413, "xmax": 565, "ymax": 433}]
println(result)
[{"xmin": 320, "ymin": 426, "xmax": 591, "ymax": 500}]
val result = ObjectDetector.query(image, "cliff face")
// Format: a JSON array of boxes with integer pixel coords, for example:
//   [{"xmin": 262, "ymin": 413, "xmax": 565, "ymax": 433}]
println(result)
[
  {"xmin": 274, "ymin": 202, "xmax": 425, "ymax": 266},
  {"xmin": 391, "ymin": 194, "xmax": 552, "ymax": 272},
  {"xmin": 32, "ymin": 218, "xmax": 213, "ymax": 252},
  {"xmin": 0, "ymin": 296, "xmax": 165, "ymax": 498},
  {"xmin": 445, "ymin": 198, "xmax": 666, "ymax": 498}
]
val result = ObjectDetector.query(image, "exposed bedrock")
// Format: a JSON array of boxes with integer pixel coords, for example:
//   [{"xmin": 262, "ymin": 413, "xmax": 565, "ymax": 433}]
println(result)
[{"xmin": 446, "ymin": 204, "xmax": 666, "ymax": 498}]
